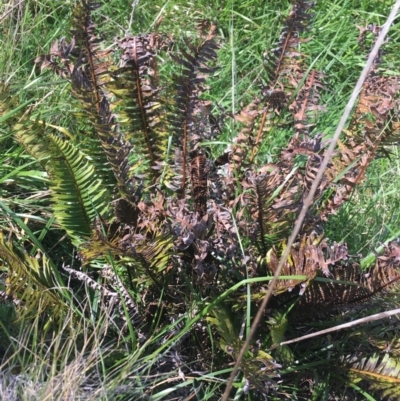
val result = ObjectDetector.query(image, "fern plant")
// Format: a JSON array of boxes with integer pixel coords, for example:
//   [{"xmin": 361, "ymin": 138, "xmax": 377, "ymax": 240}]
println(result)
[{"xmin": 1, "ymin": 0, "xmax": 400, "ymax": 399}]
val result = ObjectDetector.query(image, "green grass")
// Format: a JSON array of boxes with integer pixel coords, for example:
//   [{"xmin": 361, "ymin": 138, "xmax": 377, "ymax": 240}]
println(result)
[{"xmin": 1, "ymin": 0, "xmax": 400, "ymax": 400}]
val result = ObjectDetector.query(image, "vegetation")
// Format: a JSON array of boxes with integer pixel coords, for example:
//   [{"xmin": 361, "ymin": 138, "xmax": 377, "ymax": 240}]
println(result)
[{"xmin": 1, "ymin": 0, "xmax": 400, "ymax": 399}]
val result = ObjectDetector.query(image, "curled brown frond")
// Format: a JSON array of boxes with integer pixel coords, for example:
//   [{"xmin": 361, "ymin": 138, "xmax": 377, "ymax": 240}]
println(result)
[
  {"xmin": 288, "ymin": 241, "xmax": 400, "ymax": 317},
  {"xmin": 267, "ymin": 232, "xmax": 348, "ymax": 295}
]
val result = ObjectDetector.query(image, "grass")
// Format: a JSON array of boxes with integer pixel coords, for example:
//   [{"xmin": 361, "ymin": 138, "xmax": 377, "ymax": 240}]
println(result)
[
  {"xmin": 0, "ymin": 302, "xmax": 143, "ymax": 400},
  {"xmin": 1, "ymin": 0, "xmax": 400, "ymax": 399}
]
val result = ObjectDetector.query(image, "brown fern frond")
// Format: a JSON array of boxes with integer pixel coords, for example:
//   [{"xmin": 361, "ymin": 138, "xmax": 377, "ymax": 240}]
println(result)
[
  {"xmin": 264, "ymin": 0, "xmax": 314, "ymax": 88},
  {"xmin": 250, "ymin": 0, "xmax": 315, "ymax": 161},
  {"xmin": 224, "ymin": 102, "xmax": 260, "ymax": 195},
  {"xmin": 70, "ymin": 0, "xmax": 112, "ymax": 112},
  {"xmin": 292, "ymin": 241, "xmax": 400, "ymax": 315},
  {"xmin": 115, "ymin": 198, "xmax": 139, "ymax": 226},
  {"xmin": 316, "ymin": 25, "xmax": 400, "ymax": 219},
  {"xmin": 35, "ymin": 37, "xmax": 76, "ymax": 79},
  {"xmin": 266, "ymin": 232, "xmax": 347, "ymax": 295},
  {"xmin": 289, "ymin": 69, "xmax": 326, "ymax": 138},
  {"xmin": 36, "ymin": 0, "xmax": 111, "ymax": 109},
  {"xmin": 364, "ymin": 241, "xmax": 400, "ymax": 292},
  {"xmin": 169, "ymin": 22, "xmax": 219, "ymax": 198},
  {"xmin": 262, "ymin": 27, "xmax": 398, "ymax": 228}
]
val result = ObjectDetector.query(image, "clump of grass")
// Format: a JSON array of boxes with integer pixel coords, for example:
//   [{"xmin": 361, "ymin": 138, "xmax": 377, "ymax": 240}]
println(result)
[
  {"xmin": 0, "ymin": 293, "xmax": 226, "ymax": 400},
  {"xmin": 0, "ymin": 301, "xmax": 115, "ymax": 400}
]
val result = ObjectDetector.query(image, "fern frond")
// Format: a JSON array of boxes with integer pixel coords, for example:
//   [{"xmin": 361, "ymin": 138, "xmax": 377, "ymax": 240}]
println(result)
[
  {"xmin": 0, "ymin": 233, "xmax": 68, "ymax": 320},
  {"xmin": 75, "ymin": 133, "xmax": 117, "ymax": 192},
  {"xmin": 70, "ymin": 0, "xmax": 112, "ymax": 111},
  {"xmin": 264, "ymin": 0, "xmax": 314, "ymax": 87},
  {"xmin": 190, "ymin": 148, "xmax": 208, "ymax": 217},
  {"xmin": 287, "ymin": 241, "xmax": 400, "ymax": 316},
  {"xmin": 266, "ymin": 232, "xmax": 347, "ymax": 295},
  {"xmin": 108, "ymin": 34, "xmax": 169, "ymax": 179},
  {"xmin": 0, "ymin": 82, "xmax": 19, "ymax": 123},
  {"xmin": 207, "ymin": 307, "xmax": 281, "ymax": 392},
  {"xmin": 346, "ymin": 352, "xmax": 400, "ymax": 400},
  {"xmin": 48, "ymin": 134, "xmax": 111, "ymax": 239},
  {"xmin": 70, "ymin": 64, "xmax": 138, "ymax": 205},
  {"xmin": 169, "ymin": 22, "xmax": 219, "ymax": 197},
  {"xmin": 224, "ymin": 102, "xmax": 260, "ymax": 195},
  {"xmin": 37, "ymin": 1, "xmax": 139, "ymax": 207},
  {"xmin": 13, "ymin": 112, "xmax": 111, "ymax": 244},
  {"xmin": 316, "ymin": 26, "xmax": 400, "ymax": 219},
  {"xmin": 245, "ymin": 165, "xmax": 301, "ymax": 254},
  {"xmin": 250, "ymin": 0, "xmax": 315, "ymax": 161},
  {"xmin": 289, "ymin": 69, "xmax": 326, "ymax": 138},
  {"xmin": 35, "ymin": 37, "xmax": 76, "ymax": 79},
  {"xmin": 80, "ymin": 217, "xmax": 174, "ymax": 287}
]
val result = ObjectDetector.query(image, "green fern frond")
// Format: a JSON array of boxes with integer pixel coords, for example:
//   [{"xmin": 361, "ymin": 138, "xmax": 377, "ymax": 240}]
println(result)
[
  {"xmin": 108, "ymin": 34, "xmax": 169, "ymax": 180},
  {"xmin": 70, "ymin": 67, "xmax": 138, "ymax": 204},
  {"xmin": 207, "ymin": 307, "xmax": 281, "ymax": 392},
  {"xmin": 0, "ymin": 233, "xmax": 68, "ymax": 321},
  {"xmin": 69, "ymin": 0, "xmax": 140, "ymax": 205},
  {"xmin": 206, "ymin": 307, "xmax": 239, "ymax": 352},
  {"xmin": 80, "ymin": 220, "xmax": 174, "ymax": 287},
  {"xmin": 267, "ymin": 311, "xmax": 294, "ymax": 363},
  {"xmin": 37, "ymin": 1, "xmax": 138, "ymax": 206},
  {"xmin": 0, "ymin": 82, "xmax": 20, "ymax": 124},
  {"xmin": 74, "ymin": 133, "xmax": 118, "ymax": 192},
  {"xmin": 48, "ymin": 134, "xmax": 111, "ymax": 241},
  {"xmin": 13, "ymin": 112, "xmax": 111, "ymax": 244},
  {"xmin": 347, "ymin": 352, "xmax": 400, "ymax": 400}
]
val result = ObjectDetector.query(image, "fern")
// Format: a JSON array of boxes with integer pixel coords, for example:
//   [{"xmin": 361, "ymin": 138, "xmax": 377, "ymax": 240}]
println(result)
[{"xmin": 3, "ymin": 0, "xmax": 400, "ymax": 399}]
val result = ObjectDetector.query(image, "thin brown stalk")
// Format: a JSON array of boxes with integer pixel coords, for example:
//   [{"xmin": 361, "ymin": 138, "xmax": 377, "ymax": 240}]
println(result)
[{"xmin": 279, "ymin": 308, "xmax": 400, "ymax": 347}]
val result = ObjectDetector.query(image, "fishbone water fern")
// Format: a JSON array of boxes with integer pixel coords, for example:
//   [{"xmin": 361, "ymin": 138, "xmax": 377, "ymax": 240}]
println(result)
[{"xmin": 1, "ymin": 0, "xmax": 400, "ymax": 399}]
